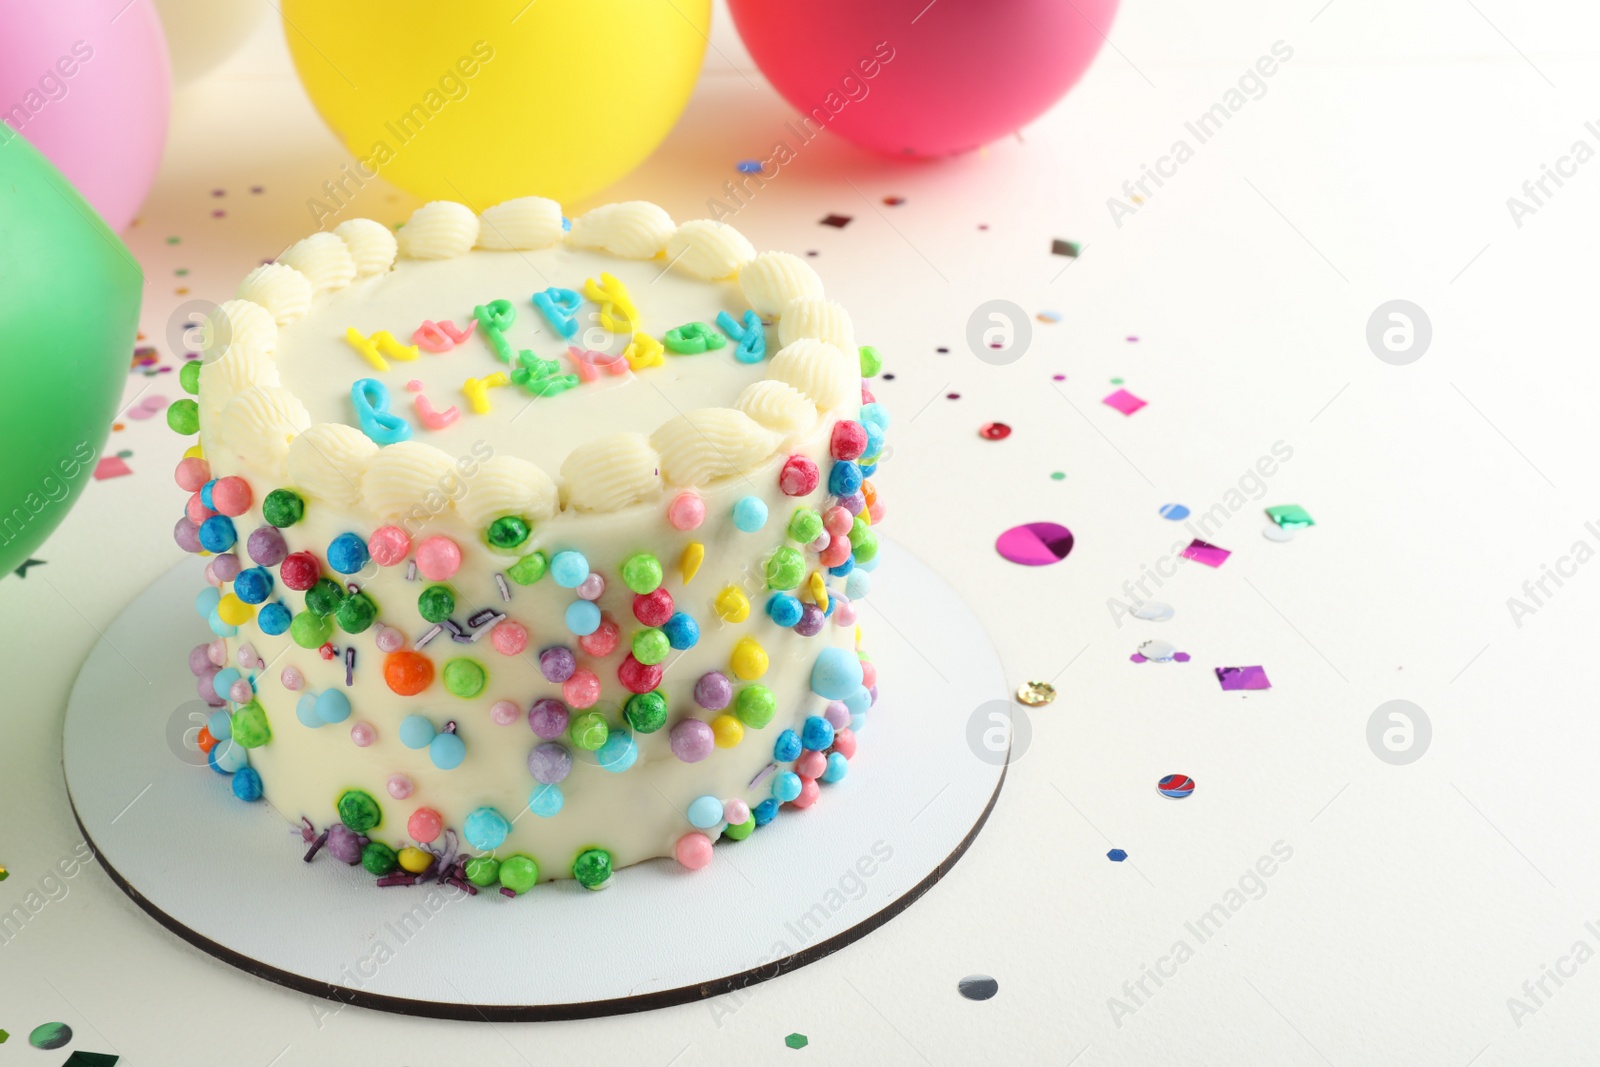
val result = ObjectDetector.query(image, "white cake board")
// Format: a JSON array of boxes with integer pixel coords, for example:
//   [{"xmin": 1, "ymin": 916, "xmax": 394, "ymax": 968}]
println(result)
[{"xmin": 63, "ymin": 540, "xmax": 1008, "ymax": 1020}]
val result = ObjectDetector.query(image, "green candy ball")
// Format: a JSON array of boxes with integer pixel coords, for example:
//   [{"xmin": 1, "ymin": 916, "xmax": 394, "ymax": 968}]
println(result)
[
  {"xmin": 724, "ymin": 816, "xmax": 756, "ymax": 841},
  {"xmin": 179, "ymin": 359, "xmax": 201, "ymax": 395},
  {"xmin": 787, "ymin": 508, "xmax": 823, "ymax": 544},
  {"xmin": 572, "ymin": 848, "xmax": 613, "ymax": 890},
  {"xmin": 569, "ymin": 711, "xmax": 609, "ymax": 751},
  {"xmin": 336, "ymin": 591, "xmax": 377, "ymax": 633},
  {"xmin": 620, "ymin": 552, "xmax": 663, "ymax": 594},
  {"xmin": 859, "ymin": 345, "xmax": 882, "ymax": 378},
  {"xmin": 765, "ymin": 546, "xmax": 805, "ymax": 591},
  {"xmin": 465, "ymin": 855, "xmax": 501, "ymax": 887},
  {"xmin": 631, "ymin": 627, "xmax": 670, "ymax": 666},
  {"xmin": 486, "ymin": 515, "xmax": 530, "ymax": 549},
  {"xmin": 262, "ymin": 488, "xmax": 305, "ymax": 528},
  {"xmin": 305, "ymin": 577, "xmax": 346, "ymax": 616},
  {"xmin": 499, "ymin": 854, "xmax": 539, "ymax": 894},
  {"xmin": 507, "ymin": 551, "xmax": 548, "ymax": 585},
  {"xmin": 230, "ymin": 700, "xmax": 272, "ymax": 748},
  {"xmin": 853, "ymin": 527, "xmax": 879, "ymax": 564},
  {"xmin": 624, "ymin": 690, "xmax": 668, "ymax": 733},
  {"xmin": 289, "ymin": 610, "xmax": 332, "ymax": 649},
  {"xmin": 166, "ymin": 397, "xmax": 199, "ymax": 435},
  {"xmin": 337, "ymin": 789, "xmax": 381, "ymax": 833},
  {"xmin": 362, "ymin": 842, "xmax": 399, "ymax": 875},
  {"xmin": 417, "ymin": 584, "xmax": 454, "ymax": 623},
  {"xmin": 442, "ymin": 658, "xmax": 486, "ymax": 698},
  {"xmin": 735, "ymin": 685, "xmax": 776, "ymax": 728}
]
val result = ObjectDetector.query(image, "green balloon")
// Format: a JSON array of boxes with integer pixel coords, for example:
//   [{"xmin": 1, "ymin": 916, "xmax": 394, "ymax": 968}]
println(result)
[{"xmin": 0, "ymin": 132, "xmax": 142, "ymax": 578}]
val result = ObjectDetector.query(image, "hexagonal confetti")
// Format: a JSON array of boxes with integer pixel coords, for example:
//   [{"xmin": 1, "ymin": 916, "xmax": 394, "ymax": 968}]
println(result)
[
  {"xmin": 1107, "ymin": 849, "xmax": 1128, "ymax": 862},
  {"xmin": 785, "ymin": 1033, "xmax": 809, "ymax": 1050}
]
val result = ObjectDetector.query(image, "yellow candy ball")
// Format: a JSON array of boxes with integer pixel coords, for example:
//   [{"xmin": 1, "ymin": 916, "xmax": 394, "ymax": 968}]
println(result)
[
  {"xmin": 398, "ymin": 846, "xmax": 433, "ymax": 874},
  {"xmin": 216, "ymin": 593, "xmax": 254, "ymax": 626},
  {"xmin": 730, "ymin": 635, "xmax": 769, "ymax": 680},
  {"xmin": 715, "ymin": 585, "xmax": 750, "ymax": 623},
  {"xmin": 711, "ymin": 714, "xmax": 744, "ymax": 748},
  {"xmin": 182, "ymin": 443, "xmax": 205, "ymax": 460}
]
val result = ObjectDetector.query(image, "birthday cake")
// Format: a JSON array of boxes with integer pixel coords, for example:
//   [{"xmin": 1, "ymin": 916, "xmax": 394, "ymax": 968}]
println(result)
[{"xmin": 167, "ymin": 198, "xmax": 888, "ymax": 894}]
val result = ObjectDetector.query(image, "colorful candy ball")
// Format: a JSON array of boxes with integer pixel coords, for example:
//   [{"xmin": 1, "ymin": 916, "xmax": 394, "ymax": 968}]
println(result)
[
  {"xmin": 670, "ymin": 718, "xmax": 715, "ymax": 763},
  {"xmin": 779, "ymin": 454, "xmax": 820, "ymax": 496},
  {"xmin": 675, "ymin": 832, "xmax": 714, "ymax": 870}
]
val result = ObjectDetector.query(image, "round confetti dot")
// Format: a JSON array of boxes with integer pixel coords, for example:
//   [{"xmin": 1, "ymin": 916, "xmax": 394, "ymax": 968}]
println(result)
[
  {"xmin": 1050, "ymin": 471, "xmax": 1066, "ymax": 481},
  {"xmin": 28, "ymin": 1022, "xmax": 72, "ymax": 1050},
  {"xmin": 958, "ymin": 975, "xmax": 999, "ymax": 1001},
  {"xmin": 979, "ymin": 422, "xmax": 1011, "ymax": 440},
  {"xmin": 1016, "ymin": 681, "xmax": 1056, "ymax": 707},
  {"xmin": 1263, "ymin": 523, "xmax": 1297, "ymax": 543},
  {"xmin": 995, "ymin": 522, "xmax": 1075, "ymax": 566},
  {"xmin": 1158, "ymin": 774, "xmax": 1195, "ymax": 799}
]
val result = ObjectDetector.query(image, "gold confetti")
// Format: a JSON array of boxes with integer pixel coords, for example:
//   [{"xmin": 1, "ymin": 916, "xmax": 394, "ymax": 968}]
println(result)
[{"xmin": 1016, "ymin": 681, "xmax": 1056, "ymax": 707}]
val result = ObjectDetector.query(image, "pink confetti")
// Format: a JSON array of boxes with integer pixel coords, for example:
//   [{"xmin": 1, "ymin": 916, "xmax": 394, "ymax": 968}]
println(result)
[
  {"xmin": 125, "ymin": 395, "xmax": 169, "ymax": 420},
  {"xmin": 995, "ymin": 522, "xmax": 1075, "ymax": 566},
  {"xmin": 1181, "ymin": 539, "xmax": 1231, "ymax": 567},
  {"xmin": 1216, "ymin": 666, "xmax": 1271, "ymax": 691},
  {"xmin": 1102, "ymin": 388, "xmax": 1146, "ymax": 416},
  {"xmin": 93, "ymin": 456, "xmax": 133, "ymax": 480}
]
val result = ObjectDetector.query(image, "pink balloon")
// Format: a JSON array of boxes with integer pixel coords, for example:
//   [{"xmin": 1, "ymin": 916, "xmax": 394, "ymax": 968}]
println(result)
[
  {"xmin": 0, "ymin": 0, "xmax": 170, "ymax": 231},
  {"xmin": 728, "ymin": 0, "xmax": 1117, "ymax": 158}
]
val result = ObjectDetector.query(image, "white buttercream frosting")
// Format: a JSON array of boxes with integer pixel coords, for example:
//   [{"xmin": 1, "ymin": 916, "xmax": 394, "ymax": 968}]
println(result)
[
  {"xmin": 455, "ymin": 454, "xmax": 560, "ymax": 527},
  {"xmin": 769, "ymin": 338, "xmax": 856, "ymax": 412},
  {"xmin": 332, "ymin": 218, "xmax": 398, "ymax": 276},
  {"xmin": 476, "ymin": 197, "xmax": 565, "ymax": 250},
  {"xmin": 359, "ymin": 440, "xmax": 460, "ymax": 521},
  {"xmin": 739, "ymin": 251, "xmax": 824, "ymax": 318},
  {"xmin": 735, "ymin": 379, "xmax": 819, "ymax": 439},
  {"xmin": 285, "ymin": 424, "xmax": 379, "ymax": 508},
  {"xmin": 217, "ymin": 299, "xmax": 278, "ymax": 357},
  {"xmin": 667, "ymin": 219, "xmax": 757, "ymax": 280},
  {"xmin": 569, "ymin": 201, "xmax": 674, "ymax": 259},
  {"xmin": 777, "ymin": 296, "xmax": 856, "ymax": 355},
  {"xmin": 277, "ymin": 232, "xmax": 357, "ymax": 295},
  {"xmin": 649, "ymin": 408, "xmax": 782, "ymax": 487},
  {"xmin": 398, "ymin": 201, "xmax": 480, "ymax": 260},
  {"xmin": 217, "ymin": 386, "xmax": 310, "ymax": 471},
  {"xmin": 560, "ymin": 432, "xmax": 663, "ymax": 513},
  {"xmin": 237, "ymin": 263, "xmax": 313, "ymax": 324}
]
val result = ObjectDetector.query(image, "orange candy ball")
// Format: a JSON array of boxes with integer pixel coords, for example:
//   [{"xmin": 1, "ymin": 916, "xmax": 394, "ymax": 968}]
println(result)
[
  {"xmin": 196, "ymin": 725, "xmax": 216, "ymax": 753},
  {"xmin": 384, "ymin": 651, "xmax": 435, "ymax": 695}
]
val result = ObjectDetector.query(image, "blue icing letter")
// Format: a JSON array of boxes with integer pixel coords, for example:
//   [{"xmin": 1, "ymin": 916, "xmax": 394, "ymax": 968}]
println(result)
[
  {"xmin": 351, "ymin": 378, "xmax": 412, "ymax": 444},
  {"xmin": 717, "ymin": 309, "xmax": 766, "ymax": 364},
  {"xmin": 532, "ymin": 287, "xmax": 582, "ymax": 339}
]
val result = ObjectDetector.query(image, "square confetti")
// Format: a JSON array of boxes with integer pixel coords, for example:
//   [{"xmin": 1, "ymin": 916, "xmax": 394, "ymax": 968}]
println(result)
[
  {"xmin": 1266, "ymin": 504, "xmax": 1315, "ymax": 529},
  {"xmin": 1181, "ymin": 539, "xmax": 1231, "ymax": 567},
  {"xmin": 64, "ymin": 1054, "xmax": 120, "ymax": 1067},
  {"xmin": 92, "ymin": 457, "xmax": 132, "ymax": 481},
  {"xmin": 819, "ymin": 214, "xmax": 852, "ymax": 228},
  {"xmin": 1051, "ymin": 238, "xmax": 1081, "ymax": 257},
  {"xmin": 1102, "ymin": 388, "xmax": 1146, "ymax": 416},
  {"xmin": 1215, "ymin": 666, "xmax": 1271, "ymax": 691}
]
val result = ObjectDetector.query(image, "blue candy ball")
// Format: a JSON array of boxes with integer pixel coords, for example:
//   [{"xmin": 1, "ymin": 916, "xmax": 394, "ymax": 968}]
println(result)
[
  {"xmin": 207, "ymin": 708, "xmax": 233, "ymax": 741},
  {"xmin": 296, "ymin": 693, "xmax": 322, "ymax": 728},
  {"xmin": 822, "ymin": 752, "xmax": 849, "ymax": 783},
  {"xmin": 766, "ymin": 593, "xmax": 803, "ymax": 628},
  {"xmin": 315, "ymin": 688, "xmax": 351, "ymax": 724},
  {"xmin": 199, "ymin": 478, "xmax": 217, "ymax": 510},
  {"xmin": 859, "ymin": 461, "xmax": 878, "ymax": 477},
  {"xmin": 463, "ymin": 807, "xmax": 510, "ymax": 850},
  {"xmin": 550, "ymin": 550, "xmax": 590, "ymax": 588},
  {"xmin": 194, "ymin": 586, "xmax": 222, "ymax": 618},
  {"xmin": 772, "ymin": 771, "xmax": 802, "ymax": 803},
  {"xmin": 829, "ymin": 557, "xmax": 855, "ymax": 577},
  {"xmin": 860, "ymin": 402, "xmax": 889, "ymax": 432},
  {"xmin": 828, "ymin": 460, "xmax": 863, "ymax": 497},
  {"xmin": 565, "ymin": 598, "xmax": 601, "ymax": 636},
  {"xmin": 233, "ymin": 566, "xmax": 274, "ymax": 604},
  {"xmin": 206, "ymin": 607, "xmax": 237, "ymax": 637},
  {"xmin": 850, "ymin": 710, "xmax": 868, "ymax": 732},
  {"xmin": 773, "ymin": 729, "xmax": 802, "ymax": 762},
  {"xmin": 810, "ymin": 647, "xmax": 864, "ymax": 700},
  {"xmin": 596, "ymin": 730, "xmax": 639, "ymax": 773},
  {"xmin": 210, "ymin": 738, "xmax": 248, "ymax": 773},
  {"xmin": 198, "ymin": 514, "xmax": 237, "ymax": 553},
  {"xmin": 801, "ymin": 715, "xmax": 835, "ymax": 751},
  {"xmin": 662, "ymin": 611, "xmax": 700, "ymax": 650},
  {"xmin": 845, "ymin": 570, "xmax": 872, "ymax": 599},
  {"xmin": 753, "ymin": 798, "xmax": 779, "ymax": 825},
  {"xmin": 858, "ymin": 554, "xmax": 881, "ymax": 573},
  {"xmin": 732, "ymin": 495, "xmax": 769, "ymax": 532},
  {"xmin": 528, "ymin": 782, "xmax": 565, "ymax": 817},
  {"xmin": 258, "ymin": 601, "xmax": 292, "ymax": 636},
  {"xmin": 844, "ymin": 685, "xmax": 872, "ymax": 715},
  {"xmin": 863, "ymin": 420, "xmax": 885, "ymax": 459},
  {"xmin": 430, "ymin": 731, "xmax": 466, "ymax": 770},
  {"xmin": 398, "ymin": 714, "xmax": 435, "ymax": 749},
  {"xmin": 326, "ymin": 532, "xmax": 370, "ymax": 574},
  {"xmin": 211, "ymin": 668, "xmax": 241, "ymax": 701},
  {"xmin": 687, "ymin": 795, "xmax": 724, "ymax": 829},
  {"xmin": 231, "ymin": 766, "xmax": 263, "ymax": 801}
]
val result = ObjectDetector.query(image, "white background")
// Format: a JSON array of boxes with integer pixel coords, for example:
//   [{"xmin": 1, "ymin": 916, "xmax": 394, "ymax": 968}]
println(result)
[{"xmin": 5, "ymin": 0, "xmax": 1599, "ymax": 1063}]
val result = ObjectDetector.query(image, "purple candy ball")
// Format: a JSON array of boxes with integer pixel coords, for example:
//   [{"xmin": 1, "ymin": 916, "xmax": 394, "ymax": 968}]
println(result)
[
  {"xmin": 188, "ymin": 643, "xmax": 213, "ymax": 676},
  {"xmin": 539, "ymin": 646, "xmax": 576, "ymax": 684},
  {"xmin": 869, "ymin": 685, "xmax": 878, "ymax": 706},
  {"xmin": 794, "ymin": 604, "xmax": 825, "ymax": 637},
  {"xmin": 528, "ymin": 742, "xmax": 573, "ymax": 784},
  {"xmin": 325, "ymin": 824, "xmax": 366, "ymax": 864},
  {"xmin": 174, "ymin": 517, "xmax": 201, "ymax": 553},
  {"xmin": 694, "ymin": 670, "xmax": 732, "ymax": 711},
  {"xmin": 195, "ymin": 667, "xmax": 224, "ymax": 705},
  {"xmin": 670, "ymin": 718, "xmax": 715, "ymax": 763},
  {"xmin": 247, "ymin": 525, "xmax": 288, "ymax": 567},
  {"xmin": 211, "ymin": 552, "xmax": 242, "ymax": 582},
  {"xmin": 838, "ymin": 491, "xmax": 866, "ymax": 516},
  {"xmin": 823, "ymin": 701, "xmax": 851, "ymax": 729},
  {"xmin": 528, "ymin": 697, "xmax": 569, "ymax": 739}
]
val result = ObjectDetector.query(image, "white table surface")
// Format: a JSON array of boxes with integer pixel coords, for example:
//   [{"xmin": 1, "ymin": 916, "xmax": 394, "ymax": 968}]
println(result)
[{"xmin": 5, "ymin": 2, "xmax": 1599, "ymax": 1063}]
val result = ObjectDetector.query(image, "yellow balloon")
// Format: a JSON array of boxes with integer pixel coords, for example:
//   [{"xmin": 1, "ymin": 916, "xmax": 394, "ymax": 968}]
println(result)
[{"xmin": 280, "ymin": 0, "xmax": 710, "ymax": 206}]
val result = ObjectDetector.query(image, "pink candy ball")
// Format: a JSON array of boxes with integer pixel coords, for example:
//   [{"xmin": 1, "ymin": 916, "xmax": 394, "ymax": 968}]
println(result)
[
  {"xmin": 830, "ymin": 420, "xmax": 867, "ymax": 461},
  {"xmin": 203, "ymin": 560, "xmax": 222, "ymax": 587},
  {"xmin": 374, "ymin": 625, "xmax": 405, "ymax": 653},
  {"xmin": 860, "ymin": 661, "xmax": 877, "ymax": 689},
  {"xmin": 823, "ymin": 701, "xmax": 851, "ymax": 729},
  {"xmin": 724, "ymin": 798, "xmax": 751, "ymax": 825},
  {"xmin": 868, "ymin": 502, "xmax": 886, "ymax": 524},
  {"xmin": 831, "ymin": 728, "xmax": 857, "ymax": 759},
  {"xmin": 387, "ymin": 774, "xmax": 413, "ymax": 799},
  {"xmin": 415, "ymin": 535, "xmax": 462, "ymax": 581},
  {"xmin": 228, "ymin": 678, "xmax": 253, "ymax": 703},
  {"xmin": 670, "ymin": 718, "xmax": 715, "ymax": 763},
  {"xmin": 174, "ymin": 457, "xmax": 210, "ymax": 493},
  {"xmin": 668, "ymin": 491, "xmax": 705, "ymax": 531},
  {"xmin": 576, "ymin": 573, "xmax": 606, "ymax": 601},
  {"xmin": 211, "ymin": 552, "xmax": 241, "ymax": 582},
  {"xmin": 280, "ymin": 665, "xmax": 304, "ymax": 691},
  {"xmin": 833, "ymin": 599, "xmax": 858, "ymax": 627},
  {"xmin": 207, "ymin": 639, "xmax": 228, "ymax": 667},
  {"xmin": 491, "ymin": 620, "xmax": 529, "ymax": 656},
  {"xmin": 490, "ymin": 699, "xmax": 521, "ymax": 725},
  {"xmin": 236, "ymin": 643, "xmax": 259, "ymax": 669},
  {"xmin": 173, "ymin": 517, "xmax": 201, "ymax": 553},
  {"xmin": 795, "ymin": 750, "xmax": 827, "ymax": 779},
  {"xmin": 820, "ymin": 538, "xmax": 852, "ymax": 567},
  {"xmin": 779, "ymin": 454, "xmax": 820, "ymax": 496},
  {"xmin": 808, "ymin": 532, "xmax": 831, "ymax": 554},
  {"xmin": 367, "ymin": 525, "xmax": 411, "ymax": 567},
  {"xmin": 823, "ymin": 507, "xmax": 853, "ymax": 538},
  {"xmin": 408, "ymin": 807, "xmax": 443, "ymax": 843},
  {"xmin": 563, "ymin": 668, "xmax": 601, "ymax": 709},
  {"xmin": 792, "ymin": 778, "xmax": 821, "ymax": 809},
  {"xmin": 675, "ymin": 831, "xmax": 714, "ymax": 870},
  {"xmin": 186, "ymin": 492, "xmax": 215, "ymax": 525},
  {"xmin": 350, "ymin": 722, "xmax": 376, "ymax": 747},
  {"xmin": 211, "ymin": 476, "xmax": 252, "ymax": 516}
]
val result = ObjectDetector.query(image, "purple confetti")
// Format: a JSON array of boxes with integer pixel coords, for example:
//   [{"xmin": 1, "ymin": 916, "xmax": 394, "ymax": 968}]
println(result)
[
  {"xmin": 1215, "ymin": 666, "xmax": 1271, "ymax": 691},
  {"xmin": 1181, "ymin": 539, "xmax": 1231, "ymax": 567},
  {"xmin": 995, "ymin": 522, "xmax": 1075, "ymax": 566}
]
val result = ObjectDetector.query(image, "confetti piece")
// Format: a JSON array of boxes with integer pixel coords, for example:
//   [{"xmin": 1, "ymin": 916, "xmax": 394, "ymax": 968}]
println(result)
[
  {"xmin": 820, "ymin": 214, "xmax": 852, "ymax": 228},
  {"xmin": 1051, "ymin": 373, "xmax": 1065, "ymax": 381},
  {"xmin": 1102, "ymin": 388, "xmax": 1146, "ymax": 416},
  {"xmin": 995, "ymin": 522, "xmax": 1074, "ymax": 566},
  {"xmin": 882, "ymin": 195, "xmax": 905, "ymax": 206},
  {"xmin": 1180, "ymin": 539, "xmax": 1230, "ymax": 567},
  {"xmin": 1107, "ymin": 849, "xmax": 1127, "ymax": 862},
  {"xmin": 0, "ymin": 864, "xmax": 6, "ymax": 880},
  {"xmin": 29, "ymin": 1022, "xmax": 71, "ymax": 1050},
  {"xmin": 64, "ymin": 1053, "xmax": 120, "ymax": 1067},
  {"xmin": 1050, "ymin": 238, "xmax": 1080, "ymax": 258},
  {"xmin": 1262, "ymin": 523, "xmax": 1296, "ymax": 543},
  {"xmin": 1016, "ymin": 681, "xmax": 1055, "ymax": 706},
  {"xmin": 946, "ymin": 392, "xmax": 961, "ymax": 400},
  {"xmin": 1159, "ymin": 503, "xmax": 1189, "ymax": 521},
  {"xmin": 1130, "ymin": 640, "xmax": 1189, "ymax": 664},
  {"xmin": 0, "ymin": 1028, "xmax": 6, "ymax": 1042},
  {"xmin": 1157, "ymin": 774, "xmax": 1195, "ymax": 799},
  {"xmin": 1110, "ymin": 377, "xmax": 1123, "ymax": 385},
  {"xmin": 1131, "ymin": 601, "xmax": 1174, "ymax": 622},
  {"xmin": 1266, "ymin": 503, "xmax": 1315, "ymax": 529},
  {"xmin": 124, "ymin": 394, "xmax": 169, "ymax": 420},
  {"xmin": 958, "ymin": 975, "xmax": 999, "ymax": 1001},
  {"xmin": 1036, "ymin": 310, "xmax": 1061, "ymax": 323},
  {"xmin": 92, "ymin": 457, "xmax": 132, "ymax": 480},
  {"xmin": 736, "ymin": 160, "xmax": 763, "ymax": 173},
  {"xmin": 785, "ymin": 1033, "xmax": 809, "ymax": 1050},
  {"xmin": 1215, "ymin": 666, "xmax": 1271, "ymax": 691},
  {"xmin": 12, "ymin": 559, "xmax": 43, "ymax": 578},
  {"xmin": 978, "ymin": 422, "xmax": 1011, "ymax": 440},
  {"xmin": 1049, "ymin": 471, "xmax": 1065, "ymax": 481}
]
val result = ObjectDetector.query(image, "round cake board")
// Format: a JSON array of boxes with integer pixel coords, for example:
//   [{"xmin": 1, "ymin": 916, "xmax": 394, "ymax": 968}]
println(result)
[{"xmin": 63, "ymin": 541, "xmax": 1009, "ymax": 1020}]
